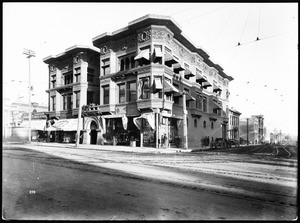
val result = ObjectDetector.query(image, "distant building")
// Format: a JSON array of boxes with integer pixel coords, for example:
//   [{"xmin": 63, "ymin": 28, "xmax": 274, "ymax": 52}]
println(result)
[
  {"xmin": 227, "ymin": 108, "xmax": 241, "ymax": 141},
  {"xmin": 240, "ymin": 115, "xmax": 264, "ymax": 144},
  {"xmin": 3, "ymin": 100, "xmax": 48, "ymax": 140}
]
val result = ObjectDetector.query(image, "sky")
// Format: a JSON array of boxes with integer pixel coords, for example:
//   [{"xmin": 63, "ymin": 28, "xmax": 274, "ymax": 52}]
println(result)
[{"xmin": 3, "ymin": 3, "xmax": 298, "ymax": 136}]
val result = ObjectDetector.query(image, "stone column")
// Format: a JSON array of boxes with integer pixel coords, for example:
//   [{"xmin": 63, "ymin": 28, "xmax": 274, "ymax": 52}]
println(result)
[{"xmin": 82, "ymin": 129, "xmax": 91, "ymax": 145}]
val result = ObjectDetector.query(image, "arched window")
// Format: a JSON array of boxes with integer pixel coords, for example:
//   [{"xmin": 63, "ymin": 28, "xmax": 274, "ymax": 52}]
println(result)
[
  {"xmin": 131, "ymin": 56, "xmax": 135, "ymax": 69},
  {"xmin": 194, "ymin": 119, "xmax": 197, "ymax": 128},
  {"xmin": 120, "ymin": 59, "xmax": 125, "ymax": 71},
  {"xmin": 125, "ymin": 58, "xmax": 130, "ymax": 70},
  {"xmin": 211, "ymin": 122, "xmax": 214, "ymax": 129},
  {"xmin": 203, "ymin": 121, "xmax": 206, "ymax": 128}
]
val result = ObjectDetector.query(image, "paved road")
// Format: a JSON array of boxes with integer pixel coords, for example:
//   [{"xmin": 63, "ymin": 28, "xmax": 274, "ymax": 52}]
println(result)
[{"xmin": 2, "ymin": 143, "xmax": 297, "ymax": 220}]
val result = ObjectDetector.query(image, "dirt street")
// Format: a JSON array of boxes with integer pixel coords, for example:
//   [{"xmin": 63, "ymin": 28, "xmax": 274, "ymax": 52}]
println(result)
[{"xmin": 2, "ymin": 143, "xmax": 297, "ymax": 220}]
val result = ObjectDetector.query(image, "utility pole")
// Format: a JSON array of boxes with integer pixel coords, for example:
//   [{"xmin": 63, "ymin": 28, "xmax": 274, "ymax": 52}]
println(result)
[
  {"xmin": 75, "ymin": 91, "xmax": 82, "ymax": 147},
  {"xmin": 182, "ymin": 92, "xmax": 188, "ymax": 149},
  {"xmin": 23, "ymin": 49, "xmax": 35, "ymax": 143},
  {"xmin": 246, "ymin": 118, "xmax": 249, "ymax": 145}
]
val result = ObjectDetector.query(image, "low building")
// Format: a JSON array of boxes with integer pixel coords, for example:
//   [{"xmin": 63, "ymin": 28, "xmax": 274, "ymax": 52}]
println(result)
[
  {"xmin": 227, "ymin": 108, "xmax": 241, "ymax": 141},
  {"xmin": 240, "ymin": 115, "xmax": 264, "ymax": 144}
]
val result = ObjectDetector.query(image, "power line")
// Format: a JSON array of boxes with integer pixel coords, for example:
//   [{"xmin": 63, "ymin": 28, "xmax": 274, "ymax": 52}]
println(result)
[
  {"xmin": 181, "ymin": 3, "xmax": 234, "ymax": 24},
  {"xmin": 212, "ymin": 29, "xmax": 296, "ymax": 53},
  {"xmin": 238, "ymin": 5, "xmax": 253, "ymax": 45},
  {"xmin": 209, "ymin": 4, "xmax": 239, "ymax": 48}
]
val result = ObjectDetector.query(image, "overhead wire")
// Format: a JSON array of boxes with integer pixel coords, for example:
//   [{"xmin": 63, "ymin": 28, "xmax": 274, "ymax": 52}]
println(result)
[
  {"xmin": 181, "ymin": 3, "xmax": 234, "ymax": 25},
  {"xmin": 238, "ymin": 5, "xmax": 253, "ymax": 45},
  {"xmin": 208, "ymin": 4, "xmax": 239, "ymax": 48}
]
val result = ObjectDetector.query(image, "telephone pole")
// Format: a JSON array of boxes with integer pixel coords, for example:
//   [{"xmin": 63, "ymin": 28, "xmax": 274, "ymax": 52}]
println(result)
[
  {"xmin": 23, "ymin": 49, "xmax": 35, "ymax": 143},
  {"xmin": 246, "ymin": 118, "xmax": 249, "ymax": 145}
]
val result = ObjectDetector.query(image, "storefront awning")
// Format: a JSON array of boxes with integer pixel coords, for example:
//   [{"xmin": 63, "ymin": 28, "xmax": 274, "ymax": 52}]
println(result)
[
  {"xmin": 134, "ymin": 49, "xmax": 150, "ymax": 61},
  {"xmin": 133, "ymin": 113, "xmax": 155, "ymax": 131},
  {"xmin": 154, "ymin": 47, "xmax": 163, "ymax": 58},
  {"xmin": 19, "ymin": 120, "xmax": 47, "ymax": 131},
  {"xmin": 164, "ymin": 80, "xmax": 180, "ymax": 94},
  {"xmin": 46, "ymin": 118, "xmax": 83, "ymax": 131}
]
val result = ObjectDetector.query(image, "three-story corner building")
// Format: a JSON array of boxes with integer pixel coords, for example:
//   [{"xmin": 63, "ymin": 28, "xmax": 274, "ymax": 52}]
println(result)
[
  {"xmin": 43, "ymin": 45, "xmax": 100, "ymax": 143},
  {"xmin": 43, "ymin": 14, "xmax": 234, "ymax": 148},
  {"xmin": 87, "ymin": 14, "xmax": 233, "ymax": 148}
]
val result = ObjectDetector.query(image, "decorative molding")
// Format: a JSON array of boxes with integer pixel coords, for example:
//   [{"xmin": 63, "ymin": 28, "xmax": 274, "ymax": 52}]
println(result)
[
  {"xmin": 137, "ymin": 30, "xmax": 151, "ymax": 43},
  {"xmin": 49, "ymin": 64, "xmax": 56, "ymax": 72},
  {"xmin": 100, "ymin": 45, "xmax": 110, "ymax": 55}
]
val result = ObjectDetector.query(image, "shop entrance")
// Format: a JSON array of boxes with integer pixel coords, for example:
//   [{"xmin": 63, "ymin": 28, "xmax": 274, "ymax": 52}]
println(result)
[{"xmin": 90, "ymin": 121, "xmax": 97, "ymax": 144}]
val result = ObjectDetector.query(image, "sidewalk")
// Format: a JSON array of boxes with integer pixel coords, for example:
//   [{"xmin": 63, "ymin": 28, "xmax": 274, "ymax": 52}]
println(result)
[{"xmin": 27, "ymin": 142, "xmax": 188, "ymax": 154}]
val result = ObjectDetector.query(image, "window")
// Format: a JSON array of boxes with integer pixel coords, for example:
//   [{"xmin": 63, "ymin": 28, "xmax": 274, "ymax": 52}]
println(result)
[
  {"xmin": 154, "ymin": 45, "xmax": 163, "ymax": 64},
  {"xmin": 120, "ymin": 59, "xmax": 125, "ymax": 71},
  {"xmin": 63, "ymin": 93, "xmax": 72, "ymax": 110},
  {"xmin": 75, "ymin": 91, "xmax": 80, "ymax": 108},
  {"xmin": 203, "ymin": 121, "xmax": 206, "ymax": 128},
  {"xmin": 173, "ymin": 83, "xmax": 180, "ymax": 104},
  {"xmin": 194, "ymin": 119, "xmax": 197, "ymax": 128},
  {"xmin": 139, "ymin": 77, "xmax": 150, "ymax": 99},
  {"xmin": 102, "ymin": 85, "xmax": 109, "ymax": 105},
  {"xmin": 120, "ymin": 54, "xmax": 135, "ymax": 71},
  {"xmin": 51, "ymin": 96, "xmax": 56, "ymax": 111},
  {"xmin": 87, "ymin": 91, "xmax": 94, "ymax": 105},
  {"xmin": 51, "ymin": 75, "xmax": 56, "ymax": 88},
  {"xmin": 196, "ymin": 92, "xmax": 202, "ymax": 110},
  {"xmin": 203, "ymin": 97, "xmax": 207, "ymax": 112},
  {"xmin": 127, "ymin": 81, "xmax": 136, "ymax": 102},
  {"xmin": 75, "ymin": 68, "xmax": 81, "ymax": 82},
  {"xmin": 211, "ymin": 122, "xmax": 214, "ymax": 129},
  {"xmin": 88, "ymin": 67, "xmax": 95, "ymax": 83},
  {"xmin": 153, "ymin": 76, "xmax": 163, "ymax": 99},
  {"xmin": 130, "ymin": 56, "xmax": 135, "ymax": 69},
  {"xmin": 125, "ymin": 58, "xmax": 130, "ymax": 70},
  {"xmin": 118, "ymin": 83, "xmax": 126, "ymax": 103},
  {"xmin": 165, "ymin": 78, "xmax": 172, "ymax": 101},
  {"xmin": 102, "ymin": 58, "xmax": 110, "ymax": 76},
  {"xmin": 64, "ymin": 72, "xmax": 73, "ymax": 85}
]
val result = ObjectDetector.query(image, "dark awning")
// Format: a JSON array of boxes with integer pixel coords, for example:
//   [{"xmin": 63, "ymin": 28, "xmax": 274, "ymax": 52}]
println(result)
[
  {"xmin": 184, "ymin": 69, "xmax": 195, "ymax": 79},
  {"xmin": 195, "ymin": 72, "xmax": 206, "ymax": 83},
  {"xmin": 173, "ymin": 63, "xmax": 185, "ymax": 73},
  {"xmin": 164, "ymin": 53, "xmax": 178, "ymax": 65},
  {"xmin": 213, "ymin": 84, "xmax": 222, "ymax": 92}
]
